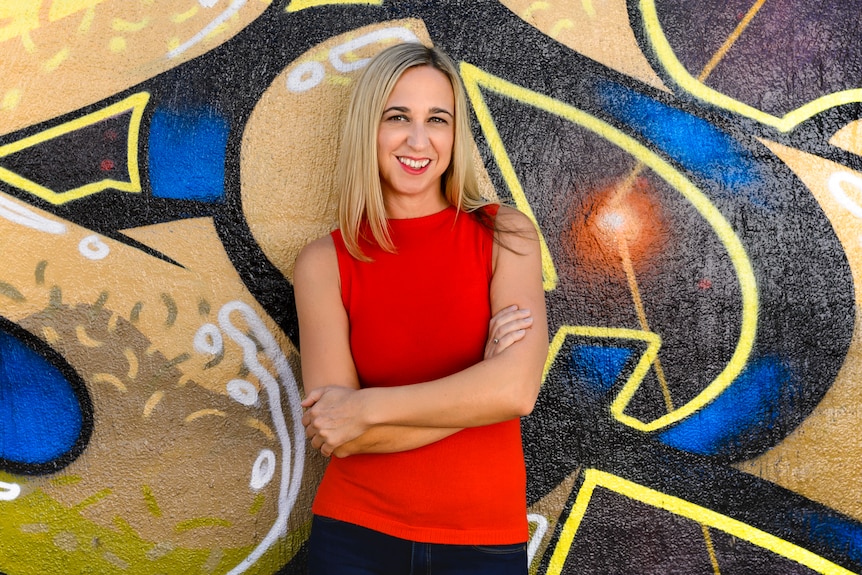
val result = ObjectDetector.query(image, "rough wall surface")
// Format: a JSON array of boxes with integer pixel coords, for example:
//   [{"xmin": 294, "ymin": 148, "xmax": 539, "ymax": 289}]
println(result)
[{"xmin": 1, "ymin": 1, "xmax": 862, "ymax": 573}]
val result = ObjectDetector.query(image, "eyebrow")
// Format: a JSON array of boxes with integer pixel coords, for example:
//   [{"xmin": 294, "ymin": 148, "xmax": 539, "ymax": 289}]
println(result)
[{"xmin": 382, "ymin": 105, "xmax": 454, "ymax": 117}]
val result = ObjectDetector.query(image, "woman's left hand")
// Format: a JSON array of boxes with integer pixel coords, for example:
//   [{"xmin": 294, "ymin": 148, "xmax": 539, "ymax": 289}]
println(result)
[
  {"xmin": 484, "ymin": 305, "xmax": 533, "ymax": 360},
  {"xmin": 301, "ymin": 386, "xmax": 369, "ymax": 457}
]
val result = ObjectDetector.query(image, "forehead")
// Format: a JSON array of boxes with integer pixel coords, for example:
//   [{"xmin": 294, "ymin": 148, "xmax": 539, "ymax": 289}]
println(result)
[{"xmin": 386, "ymin": 65, "xmax": 454, "ymax": 106}]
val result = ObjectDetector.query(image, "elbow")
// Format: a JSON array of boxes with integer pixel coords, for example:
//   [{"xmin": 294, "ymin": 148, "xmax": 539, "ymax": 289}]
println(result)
[{"xmin": 509, "ymin": 377, "xmax": 540, "ymax": 417}]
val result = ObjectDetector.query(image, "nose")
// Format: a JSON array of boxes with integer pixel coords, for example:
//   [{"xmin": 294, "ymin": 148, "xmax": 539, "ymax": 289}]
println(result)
[{"xmin": 407, "ymin": 123, "xmax": 429, "ymax": 149}]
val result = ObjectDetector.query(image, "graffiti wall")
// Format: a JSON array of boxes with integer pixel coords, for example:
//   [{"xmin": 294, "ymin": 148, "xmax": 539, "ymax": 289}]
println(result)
[{"xmin": 2, "ymin": 0, "xmax": 862, "ymax": 573}]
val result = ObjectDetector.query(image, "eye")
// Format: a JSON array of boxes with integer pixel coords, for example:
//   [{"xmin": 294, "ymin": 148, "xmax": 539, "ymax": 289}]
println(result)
[
  {"xmin": 429, "ymin": 116, "xmax": 448, "ymax": 124},
  {"xmin": 385, "ymin": 113, "xmax": 408, "ymax": 122}
]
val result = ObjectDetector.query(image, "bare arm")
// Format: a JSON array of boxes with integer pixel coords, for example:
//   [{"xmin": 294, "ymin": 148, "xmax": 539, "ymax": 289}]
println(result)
[
  {"xmin": 295, "ymin": 235, "xmax": 531, "ymax": 457},
  {"xmin": 302, "ymin": 207, "xmax": 549, "ymax": 454}
]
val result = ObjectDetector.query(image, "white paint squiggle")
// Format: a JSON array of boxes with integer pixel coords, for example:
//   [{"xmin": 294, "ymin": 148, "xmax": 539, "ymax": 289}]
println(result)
[
  {"xmin": 0, "ymin": 195, "xmax": 66, "ymax": 234},
  {"xmin": 527, "ymin": 513, "xmax": 548, "ymax": 567},
  {"xmin": 168, "ymin": 0, "xmax": 247, "ymax": 59},
  {"xmin": 227, "ymin": 379, "xmax": 259, "ymax": 406},
  {"xmin": 79, "ymin": 235, "xmax": 110, "ymax": 260},
  {"xmin": 250, "ymin": 449, "xmax": 277, "ymax": 490},
  {"xmin": 0, "ymin": 481, "xmax": 21, "ymax": 501},
  {"xmin": 286, "ymin": 61, "xmax": 326, "ymax": 93},
  {"xmin": 329, "ymin": 27, "xmax": 421, "ymax": 73},
  {"xmin": 828, "ymin": 171, "xmax": 862, "ymax": 219},
  {"xmin": 219, "ymin": 301, "xmax": 304, "ymax": 575},
  {"xmin": 194, "ymin": 323, "xmax": 223, "ymax": 355}
]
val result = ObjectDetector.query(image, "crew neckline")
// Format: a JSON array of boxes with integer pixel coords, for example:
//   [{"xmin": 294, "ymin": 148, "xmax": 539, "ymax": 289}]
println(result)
[{"xmin": 387, "ymin": 205, "xmax": 455, "ymax": 223}]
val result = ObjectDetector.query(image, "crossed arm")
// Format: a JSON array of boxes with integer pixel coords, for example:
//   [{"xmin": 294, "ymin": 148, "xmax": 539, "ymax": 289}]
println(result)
[{"xmin": 293, "ymin": 206, "xmax": 548, "ymax": 457}]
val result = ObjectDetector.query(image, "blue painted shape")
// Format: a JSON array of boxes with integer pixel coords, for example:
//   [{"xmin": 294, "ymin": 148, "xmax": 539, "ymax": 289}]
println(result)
[
  {"xmin": 569, "ymin": 345, "xmax": 633, "ymax": 394},
  {"xmin": 795, "ymin": 507, "xmax": 862, "ymax": 566},
  {"xmin": 658, "ymin": 357, "xmax": 792, "ymax": 457},
  {"xmin": 148, "ymin": 106, "xmax": 228, "ymax": 202},
  {"xmin": 596, "ymin": 80, "xmax": 768, "ymax": 203},
  {"xmin": 0, "ymin": 330, "xmax": 84, "ymax": 464}
]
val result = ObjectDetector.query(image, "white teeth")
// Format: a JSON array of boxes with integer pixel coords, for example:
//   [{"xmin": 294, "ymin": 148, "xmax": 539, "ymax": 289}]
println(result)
[{"xmin": 399, "ymin": 157, "xmax": 430, "ymax": 169}]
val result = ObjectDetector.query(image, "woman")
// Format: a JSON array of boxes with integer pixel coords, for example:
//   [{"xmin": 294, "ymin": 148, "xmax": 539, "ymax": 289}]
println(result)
[{"xmin": 294, "ymin": 42, "xmax": 548, "ymax": 574}]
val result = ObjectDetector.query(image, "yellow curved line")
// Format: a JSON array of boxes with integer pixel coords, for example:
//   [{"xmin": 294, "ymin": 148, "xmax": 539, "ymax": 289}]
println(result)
[
  {"xmin": 171, "ymin": 6, "xmax": 199, "ymax": 24},
  {"xmin": 462, "ymin": 65, "xmax": 559, "ymax": 291},
  {"xmin": 42, "ymin": 48, "xmax": 69, "ymax": 73},
  {"xmin": 547, "ymin": 469, "xmax": 856, "ymax": 575},
  {"xmin": 76, "ymin": 324, "xmax": 104, "ymax": 347},
  {"xmin": 143, "ymin": 390, "xmax": 165, "ymax": 418},
  {"xmin": 285, "ymin": 0, "xmax": 382, "ymax": 13},
  {"xmin": 111, "ymin": 18, "xmax": 150, "ymax": 32},
  {"xmin": 523, "ymin": 2, "xmax": 550, "ymax": 21},
  {"xmin": 550, "ymin": 19, "xmax": 575, "ymax": 38},
  {"xmin": 543, "ymin": 325, "xmax": 661, "ymax": 385},
  {"xmin": 0, "ymin": 92, "xmax": 149, "ymax": 205},
  {"xmin": 124, "ymin": 348, "xmax": 139, "ymax": 379},
  {"xmin": 41, "ymin": 326, "xmax": 60, "ymax": 345},
  {"xmin": 580, "ymin": 0, "xmax": 596, "ymax": 18},
  {"xmin": 185, "ymin": 409, "xmax": 226, "ymax": 422},
  {"xmin": 245, "ymin": 417, "xmax": 276, "ymax": 440},
  {"xmin": 460, "ymin": 63, "xmax": 758, "ymax": 431},
  {"xmin": 93, "ymin": 373, "xmax": 127, "ymax": 393},
  {"xmin": 639, "ymin": 0, "xmax": 862, "ymax": 133}
]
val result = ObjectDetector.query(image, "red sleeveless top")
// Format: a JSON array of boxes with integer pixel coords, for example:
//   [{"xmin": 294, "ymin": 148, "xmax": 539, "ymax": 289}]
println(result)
[{"xmin": 312, "ymin": 205, "xmax": 528, "ymax": 544}]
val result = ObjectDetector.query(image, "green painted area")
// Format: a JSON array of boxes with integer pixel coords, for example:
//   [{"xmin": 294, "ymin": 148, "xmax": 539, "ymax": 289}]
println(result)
[{"xmin": 0, "ymin": 487, "xmax": 305, "ymax": 575}]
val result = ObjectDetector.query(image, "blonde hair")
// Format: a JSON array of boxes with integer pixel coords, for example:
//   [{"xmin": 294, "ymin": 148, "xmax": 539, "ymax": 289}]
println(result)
[{"xmin": 336, "ymin": 42, "xmax": 491, "ymax": 260}]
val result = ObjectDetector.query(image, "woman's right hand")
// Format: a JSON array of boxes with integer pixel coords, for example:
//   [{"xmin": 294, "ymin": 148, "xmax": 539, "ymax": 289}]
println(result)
[{"xmin": 484, "ymin": 305, "xmax": 533, "ymax": 359}]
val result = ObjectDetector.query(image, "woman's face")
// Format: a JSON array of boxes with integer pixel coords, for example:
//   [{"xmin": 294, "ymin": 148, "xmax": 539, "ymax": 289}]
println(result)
[{"xmin": 376, "ymin": 65, "xmax": 455, "ymax": 213}]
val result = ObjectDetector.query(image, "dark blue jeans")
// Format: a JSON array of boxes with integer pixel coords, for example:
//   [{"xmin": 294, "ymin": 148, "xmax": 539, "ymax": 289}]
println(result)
[{"xmin": 307, "ymin": 515, "xmax": 527, "ymax": 575}]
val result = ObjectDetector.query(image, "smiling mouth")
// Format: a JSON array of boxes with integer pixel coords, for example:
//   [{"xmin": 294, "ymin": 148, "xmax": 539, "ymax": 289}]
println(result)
[{"xmin": 399, "ymin": 157, "xmax": 430, "ymax": 169}]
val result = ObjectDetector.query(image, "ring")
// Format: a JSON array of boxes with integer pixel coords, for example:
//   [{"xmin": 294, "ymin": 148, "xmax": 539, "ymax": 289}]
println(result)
[{"xmin": 493, "ymin": 338, "xmax": 499, "ymax": 344}]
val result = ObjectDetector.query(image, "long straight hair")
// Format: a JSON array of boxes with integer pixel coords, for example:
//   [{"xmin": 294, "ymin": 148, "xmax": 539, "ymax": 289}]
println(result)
[{"xmin": 336, "ymin": 42, "xmax": 492, "ymax": 260}]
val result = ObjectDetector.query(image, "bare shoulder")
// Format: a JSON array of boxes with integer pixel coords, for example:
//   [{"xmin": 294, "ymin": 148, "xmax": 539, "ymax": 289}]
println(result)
[
  {"xmin": 494, "ymin": 205, "xmax": 539, "ymax": 246},
  {"xmin": 294, "ymin": 234, "xmax": 339, "ymax": 287}
]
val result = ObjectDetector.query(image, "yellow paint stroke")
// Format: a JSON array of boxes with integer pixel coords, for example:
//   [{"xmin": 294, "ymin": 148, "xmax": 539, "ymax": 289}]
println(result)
[
  {"xmin": 111, "ymin": 17, "xmax": 150, "ymax": 32},
  {"xmin": 48, "ymin": 0, "xmax": 108, "ymax": 22},
  {"xmin": 580, "ymin": 0, "xmax": 596, "ymax": 18},
  {"xmin": 174, "ymin": 517, "xmax": 232, "ymax": 533},
  {"xmin": 41, "ymin": 326, "xmax": 60, "ymax": 345},
  {"xmin": 698, "ymin": 0, "xmax": 767, "ymax": 82},
  {"xmin": 93, "ymin": 373, "xmax": 127, "ymax": 393},
  {"xmin": 245, "ymin": 417, "xmax": 276, "ymax": 440},
  {"xmin": 547, "ymin": 469, "xmax": 855, "ymax": 575},
  {"xmin": 617, "ymin": 235, "xmax": 674, "ymax": 412},
  {"xmin": 75, "ymin": 324, "xmax": 104, "ymax": 347},
  {"xmin": 286, "ymin": 0, "xmax": 382, "ymax": 12},
  {"xmin": 71, "ymin": 488, "xmax": 112, "ymax": 513},
  {"xmin": 0, "ymin": 4, "xmax": 40, "ymax": 43},
  {"xmin": 2, "ymin": 89, "xmax": 21, "ymax": 111},
  {"xmin": 249, "ymin": 493, "xmax": 266, "ymax": 515},
  {"xmin": 171, "ymin": 5, "xmax": 199, "ymax": 23},
  {"xmin": 142, "ymin": 485, "xmax": 163, "ymax": 517},
  {"xmin": 523, "ymin": 2, "xmax": 550, "ymax": 22},
  {"xmin": 107, "ymin": 312, "xmax": 119, "ymax": 332},
  {"xmin": 543, "ymin": 326, "xmax": 661, "ymax": 391},
  {"xmin": 50, "ymin": 475, "xmax": 82, "ymax": 486},
  {"xmin": 143, "ymin": 390, "xmax": 164, "ymax": 418},
  {"xmin": 702, "ymin": 524, "xmax": 722, "ymax": 575},
  {"xmin": 185, "ymin": 409, "xmax": 227, "ymax": 422},
  {"xmin": 550, "ymin": 19, "xmax": 574, "ymax": 38},
  {"xmin": 78, "ymin": 6, "xmax": 96, "ymax": 33},
  {"xmin": 0, "ymin": 92, "xmax": 149, "ymax": 205},
  {"xmin": 461, "ymin": 63, "xmax": 759, "ymax": 431},
  {"xmin": 42, "ymin": 47, "xmax": 70, "ymax": 73},
  {"xmin": 461, "ymin": 64, "xmax": 559, "ymax": 291},
  {"xmin": 109, "ymin": 37, "xmax": 127, "ymax": 53},
  {"xmin": 639, "ymin": 0, "xmax": 862, "ymax": 132},
  {"xmin": 124, "ymin": 348, "xmax": 139, "ymax": 379}
]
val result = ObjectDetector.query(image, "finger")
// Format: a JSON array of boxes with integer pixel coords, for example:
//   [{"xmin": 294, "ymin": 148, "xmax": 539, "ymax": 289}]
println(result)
[{"xmin": 301, "ymin": 388, "xmax": 325, "ymax": 407}]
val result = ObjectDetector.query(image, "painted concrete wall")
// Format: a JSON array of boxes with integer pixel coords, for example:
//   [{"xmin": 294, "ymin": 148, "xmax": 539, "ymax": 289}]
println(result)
[{"xmin": 1, "ymin": 1, "xmax": 861, "ymax": 573}]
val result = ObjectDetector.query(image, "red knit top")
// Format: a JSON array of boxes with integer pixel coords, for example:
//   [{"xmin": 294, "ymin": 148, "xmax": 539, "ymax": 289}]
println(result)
[{"xmin": 311, "ymin": 204, "xmax": 528, "ymax": 544}]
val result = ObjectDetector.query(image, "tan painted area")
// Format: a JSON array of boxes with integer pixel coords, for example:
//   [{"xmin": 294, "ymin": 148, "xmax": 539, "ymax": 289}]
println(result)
[
  {"xmin": 500, "ymin": 0, "xmax": 667, "ymax": 91},
  {"xmin": 242, "ymin": 19, "xmax": 498, "ymax": 280},
  {"xmin": 735, "ymin": 140, "xmax": 862, "ymax": 523},
  {"xmin": 830, "ymin": 120, "xmax": 862, "ymax": 156},
  {"xmin": 0, "ymin": 0, "xmax": 272, "ymax": 135},
  {"xmin": 0, "ymin": 204, "xmax": 322, "ymax": 564},
  {"xmin": 527, "ymin": 468, "xmax": 580, "ymax": 574}
]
